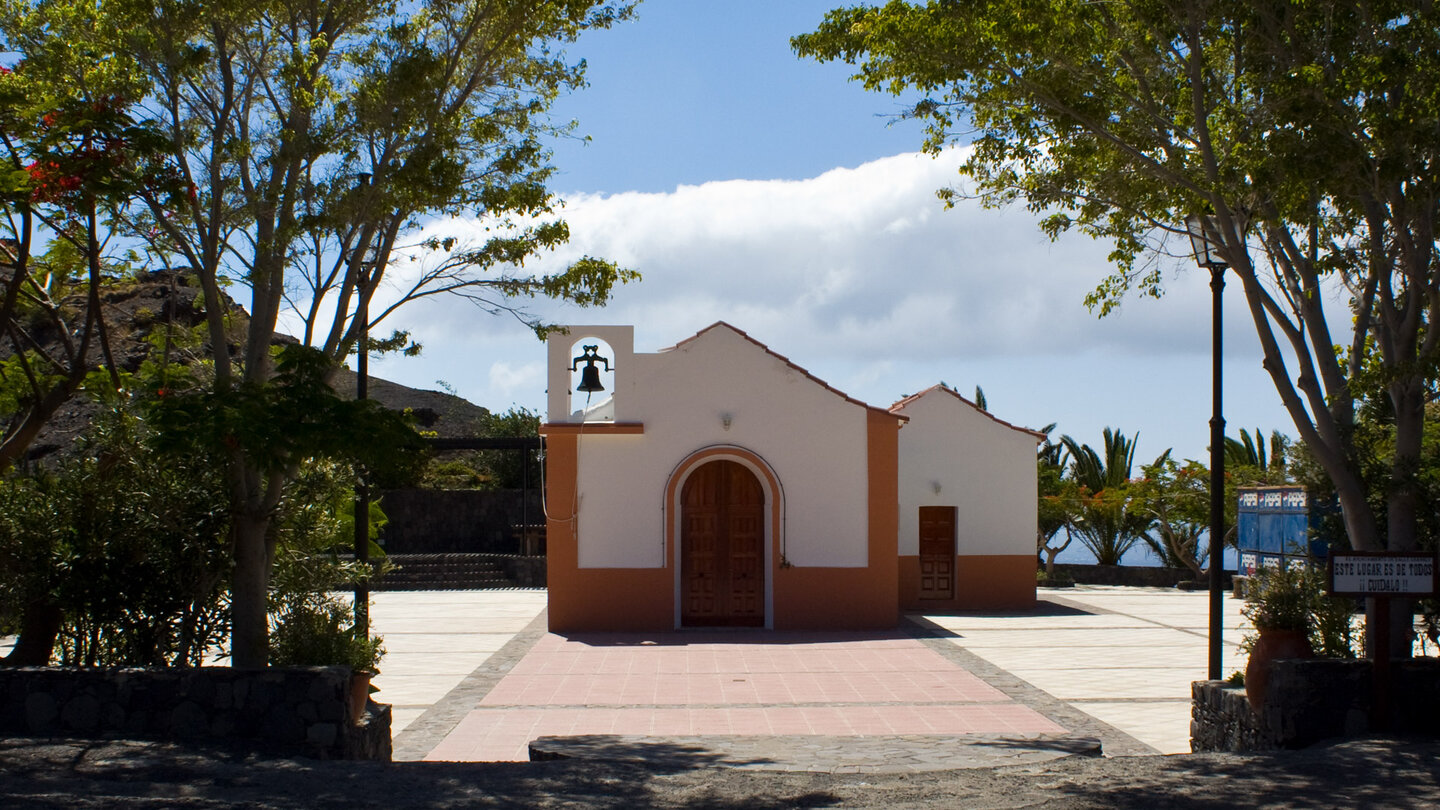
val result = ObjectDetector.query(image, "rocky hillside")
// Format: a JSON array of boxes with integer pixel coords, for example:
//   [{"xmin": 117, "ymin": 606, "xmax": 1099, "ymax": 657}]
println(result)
[{"xmin": 5, "ymin": 270, "xmax": 493, "ymax": 462}]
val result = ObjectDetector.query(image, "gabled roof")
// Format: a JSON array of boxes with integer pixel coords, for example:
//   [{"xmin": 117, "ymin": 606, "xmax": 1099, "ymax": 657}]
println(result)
[
  {"xmin": 890, "ymin": 384, "xmax": 1045, "ymax": 440},
  {"xmin": 664, "ymin": 322, "xmax": 906, "ymax": 421}
]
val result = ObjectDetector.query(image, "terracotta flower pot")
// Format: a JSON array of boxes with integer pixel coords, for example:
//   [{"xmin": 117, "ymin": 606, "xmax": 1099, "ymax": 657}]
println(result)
[
  {"xmin": 348, "ymin": 671, "xmax": 374, "ymax": 721},
  {"xmin": 1245, "ymin": 628, "xmax": 1314, "ymax": 712}
]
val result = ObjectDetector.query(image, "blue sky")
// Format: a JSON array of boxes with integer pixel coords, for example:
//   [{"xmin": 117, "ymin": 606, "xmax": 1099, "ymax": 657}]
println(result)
[
  {"xmin": 543, "ymin": 1, "xmax": 927, "ymax": 193},
  {"xmin": 363, "ymin": 0, "xmax": 1311, "ymax": 475}
]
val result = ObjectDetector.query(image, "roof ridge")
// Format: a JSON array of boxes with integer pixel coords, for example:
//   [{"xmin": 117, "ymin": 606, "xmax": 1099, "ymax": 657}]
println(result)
[{"xmin": 891, "ymin": 383, "xmax": 1045, "ymax": 439}]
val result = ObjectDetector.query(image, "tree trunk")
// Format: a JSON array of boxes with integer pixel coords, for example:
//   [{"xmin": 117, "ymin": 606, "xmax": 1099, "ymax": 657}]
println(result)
[
  {"xmin": 229, "ymin": 510, "xmax": 272, "ymax": 669},
  {"xmin": 1387, "ymin": 385, "xmax": 1425, "ymax": 556},
  {"xmin": 1041, "ymin": 528, "xmax": 1072, "ymax": 576},
  {"xmin": 1372, "ymin": 384, "xmax": 1428, "ymax": 660},
  {"xmin": 1363, "ymin": 597, "xmax": 1416, "ymax": 662},
  {"xmin": 0, "ymin": 600, "xmax": 62, "ymax": 667}
]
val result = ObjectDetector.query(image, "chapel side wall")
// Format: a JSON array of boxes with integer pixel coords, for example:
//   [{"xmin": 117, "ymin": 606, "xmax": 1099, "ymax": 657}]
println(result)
[{"xmin": 896, "ymin": 392, "xmax": 1037, "ymax": 610}]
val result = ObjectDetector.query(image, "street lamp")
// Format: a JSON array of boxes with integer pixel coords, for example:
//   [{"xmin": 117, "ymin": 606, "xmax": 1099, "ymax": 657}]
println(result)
[
  {"xmin": 1186, "ymin": 213, "xmax": 1227, "ymax": 681},
  {"xmin": 354, "ymin": 172, "xmax": 374, "ymax": 636}
]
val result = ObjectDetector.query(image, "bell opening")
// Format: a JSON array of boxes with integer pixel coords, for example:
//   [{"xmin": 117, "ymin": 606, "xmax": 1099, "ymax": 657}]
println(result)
[{"xmin": 568, "ymin": 337, "xmax": 616, "ymax": 418}]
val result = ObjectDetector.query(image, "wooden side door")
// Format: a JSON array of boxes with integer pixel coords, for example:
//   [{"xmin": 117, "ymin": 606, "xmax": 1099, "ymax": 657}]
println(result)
[
  {"xmin": 918, "ymin": 506, "xmax": 956, "ymax": 600},
  {"xmin": 681, "ymin": 460, "xmax": 765, "ymax": 626}
]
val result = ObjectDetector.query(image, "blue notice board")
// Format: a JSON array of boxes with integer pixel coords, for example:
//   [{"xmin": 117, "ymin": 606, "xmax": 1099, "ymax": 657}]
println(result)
[{"xmin": 1237, "ymin": 486, "xmax": 1327, "ymax": 576}]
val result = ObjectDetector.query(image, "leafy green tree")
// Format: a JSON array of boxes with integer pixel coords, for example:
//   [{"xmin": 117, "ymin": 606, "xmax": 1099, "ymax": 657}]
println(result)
[
  {"xmin": 477, "ymin": 406, "xmax": 542, "ymax": 490},
  {"xmin": 796, "ymin": 0, "xmax": 1440, "ymax": 654},
  {"xmin": 0, "ymin": 0, "xmax": 185, "ymax": 470},
  {"xmin": 1133, "ymin": 456, "xmax": 1209, "ymax": 577},
  {"xmin": 1037, "ymin": 463, "xmax": 1080, "ymax": 576},
  {"xmin": 1135, "ymin": 429, "xmax": 1291, "ymax": 578},
  {"xmin": 105, "ymin": 0, "xmax": 638, "ymax": 666},
  {"xmin": 421, "ymin": 406, "xmax": 543, "ymax": 490}
]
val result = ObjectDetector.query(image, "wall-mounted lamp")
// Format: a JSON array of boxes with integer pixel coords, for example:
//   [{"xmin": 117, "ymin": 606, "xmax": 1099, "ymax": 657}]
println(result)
[
  {"xmin": 721, "ymin": 413, "xmax": 733, "ymax": 431},
  {"xmin": 931, "ymin": 481, "xmax": 942, "ymax": 495}
]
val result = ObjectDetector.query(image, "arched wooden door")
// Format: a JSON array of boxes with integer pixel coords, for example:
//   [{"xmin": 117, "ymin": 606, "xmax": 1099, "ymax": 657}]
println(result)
[{"xmin": 681, "ymin": 459, "xmax": 765, "ymax": 627}]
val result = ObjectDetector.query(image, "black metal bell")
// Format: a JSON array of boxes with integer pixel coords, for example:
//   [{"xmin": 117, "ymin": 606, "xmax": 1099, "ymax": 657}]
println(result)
[{"xmin": 577, "ymin": 364, "xmax": 605, "ymax": 393}]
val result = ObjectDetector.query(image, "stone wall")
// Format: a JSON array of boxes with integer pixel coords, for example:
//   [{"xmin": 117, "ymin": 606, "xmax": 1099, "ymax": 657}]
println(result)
[
  {"xmin": 0, "ymin": 666, "xmax": 390, "ymax": 760},
  {"xmin": 1192, "ymin": 658, "xmax": 1440, "ymax": 752},
  {"xmin": 379, "ymin": 489, "xmax": 542, "ymax": 555},
  {"xmin": 500, "ymin": 555, "xmax": 548, "ymax": 588},
  {"xmin": 1053, "ymin": 563, "xmax": 1235, "ymax": 589}
]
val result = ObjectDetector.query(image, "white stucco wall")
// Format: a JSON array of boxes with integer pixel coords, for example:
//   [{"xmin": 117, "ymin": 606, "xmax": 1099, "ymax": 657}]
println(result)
[
  {"xmin": 894, "ymin": 389, "xmax": 1038, "ymax": 558},
  {"xmin": 554, "ymin": 324, "xmax": 873, "ymax": 569}
]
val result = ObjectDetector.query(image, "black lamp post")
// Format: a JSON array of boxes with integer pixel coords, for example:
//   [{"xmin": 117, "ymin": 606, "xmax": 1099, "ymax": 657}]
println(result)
[
  {"xmin": 354, "ymin": 172, "xmax": 374, "ymax": 636},
  {"xmin": 1186, "ymin": 213, "xmax": 1228, "ymax": 681}
]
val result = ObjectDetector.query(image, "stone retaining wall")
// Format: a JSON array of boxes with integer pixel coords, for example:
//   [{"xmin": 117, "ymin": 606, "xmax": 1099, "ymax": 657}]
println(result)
[
  {"xmin": 1052, "ymin": 563, "xmax": 1235, "ymax": 589},
  {"xmin": 500, "ymin": 555, "xmax": 547, "ymax": 588},
  {"xmin": 379, "ymin": 489, "xmax": 541, "ymax": 555},
  {"xmin": 1192, "ymin": 658, "xmax": 1440, "ymax": 752},
  {"xmin": 0, "ymin": 666, "xmax": 390, "ymax": 760}
]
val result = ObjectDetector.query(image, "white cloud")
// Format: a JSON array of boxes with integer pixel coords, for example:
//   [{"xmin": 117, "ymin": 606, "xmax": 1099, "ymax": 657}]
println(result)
[
  {"xmin": 488, "ymin": 360, "xmax": 544, "ymax": 402},
  {"xmin": 365, "ymin": 147, "xmax": 1303, "ymax": 462}
]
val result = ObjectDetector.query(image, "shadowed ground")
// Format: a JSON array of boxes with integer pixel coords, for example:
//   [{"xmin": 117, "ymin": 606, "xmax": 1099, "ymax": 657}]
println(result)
[{"xmin": 2, "ymin": 736, "xmax": 1438, "ymax": 808}]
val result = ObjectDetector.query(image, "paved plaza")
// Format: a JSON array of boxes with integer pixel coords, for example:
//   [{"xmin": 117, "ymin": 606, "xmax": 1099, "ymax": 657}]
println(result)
[
  {"xmin": 2, "ymin": 585, "xmax": 1254, "ymax": 769},
  {"xmin": 362, "ymin": 585, "xmax": 1251, "ymax": 768}
]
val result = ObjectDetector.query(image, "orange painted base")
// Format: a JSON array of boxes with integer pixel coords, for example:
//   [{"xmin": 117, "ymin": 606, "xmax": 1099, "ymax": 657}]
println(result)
[
  {"xmin": 547, "ymin": 568, "xmax": 674, "ymax": 632},
  {"xmin": 898, "ymin": 554, "xmax": 1037, "ymax": 611},
  {"xmin": 773, "ymin": 566, "xmax": 898, "ymax": 630},
  {"xmin": 550, "ymin": 566, "xmax": 900, "ymax": 632}
]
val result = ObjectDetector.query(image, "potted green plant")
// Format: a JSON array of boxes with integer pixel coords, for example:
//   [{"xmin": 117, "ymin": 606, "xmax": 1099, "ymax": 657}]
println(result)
[
  {"xmin": 1240, "ymin": 564, "xmax": 1315, "ymax": 711},
  {"xmin": 269, "ymin": 599, "xmax": 385, "ymax": 719}
]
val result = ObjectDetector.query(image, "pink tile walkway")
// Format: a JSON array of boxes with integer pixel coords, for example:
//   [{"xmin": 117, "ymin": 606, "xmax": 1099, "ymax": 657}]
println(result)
[{"xmin": 426, "ymin": 631, "xmax": 1066, "ymax": 762}]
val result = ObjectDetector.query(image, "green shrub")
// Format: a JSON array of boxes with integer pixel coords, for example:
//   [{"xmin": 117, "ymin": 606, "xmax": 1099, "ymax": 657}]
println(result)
[
  {"xmin": 268, "ymin": 599, "xmax": 383, "ymax": 673},
  {"xmin": 267, "ymin": 460, "xmax": 386, "ymax": 672},
  {"xmin": 0, "ymin": 409, "xmax": 231, "ymax": 667},
  {"xmin": 1036, "ymin": 568, "xmax": 1072, "ymax": 585}
]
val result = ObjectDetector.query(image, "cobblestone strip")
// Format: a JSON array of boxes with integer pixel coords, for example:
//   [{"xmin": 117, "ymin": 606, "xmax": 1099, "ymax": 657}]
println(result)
[
  {"xmin": 391, "ymin": 609, "xmax": 550, "ymax": 761},
  {"xmin": 905, "ymin": 614, "xmax": 1161, "ymax": 757}
]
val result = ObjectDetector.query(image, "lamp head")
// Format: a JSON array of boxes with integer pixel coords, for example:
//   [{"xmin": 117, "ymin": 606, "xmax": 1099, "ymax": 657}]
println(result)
[{"xmin": 1185, "ymin": 214, "xmax": 1228, "ymax": 270}]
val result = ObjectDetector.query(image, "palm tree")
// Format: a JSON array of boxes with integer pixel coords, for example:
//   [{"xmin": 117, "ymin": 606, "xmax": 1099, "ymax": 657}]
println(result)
[
  {"xmin": 1059, "ymin": 428, "xmax": 1155, "ymax": 565},
  {"xmin": 1225, "ymin": 428, "xmax": 1290, "ymax": 484}
]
